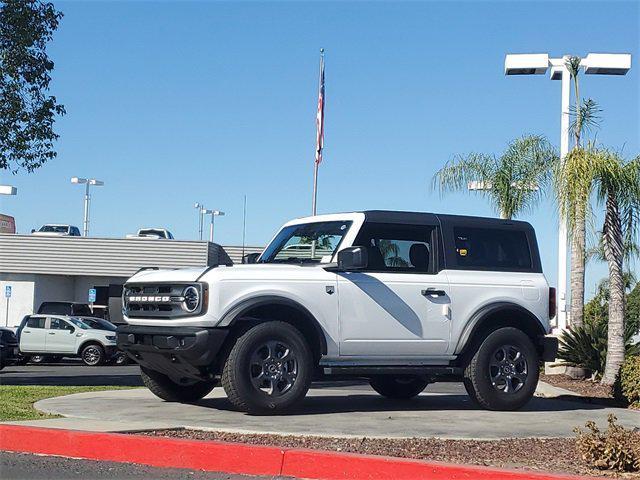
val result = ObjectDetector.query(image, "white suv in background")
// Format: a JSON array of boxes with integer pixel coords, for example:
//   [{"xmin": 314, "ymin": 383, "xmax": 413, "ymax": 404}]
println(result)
[{"xmin": 18, "ymin": 315, "xmax": 117, "ymax": 366}]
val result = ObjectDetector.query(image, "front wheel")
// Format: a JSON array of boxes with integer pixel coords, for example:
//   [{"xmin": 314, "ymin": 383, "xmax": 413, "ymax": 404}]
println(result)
[
  {"xmin": 29, "ymin": 355, "xmax": 47, "ymax": 364},
  {"xmin": 221, "ymin": 321, "xmax": 313, "ymax": 414},
  {"xmin": 369, "ymin": 376, "xmax": 429, "ymax": 399},
  {"xmin": 464, "ymin": 327, "xmax": 539, "ymax": 411},
  {"xmin": 140, "ymin": 367, "xmax": 215, "ymax": 402},
  {"xmin": 81, "ymin": 344, "xmax": 105, "ymax": 366}
]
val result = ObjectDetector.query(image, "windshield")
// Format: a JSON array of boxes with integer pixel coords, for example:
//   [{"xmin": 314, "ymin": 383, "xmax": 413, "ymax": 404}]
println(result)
[
  {"xmin": 39, "ymin": 225, "xmax": 69, "ymax": 233},
  {"xmin": 260, "ymin": 221, "xmax": 352, "ymax": 264},
  {"xmin": 82, "ymin": 318, "xmax": 117, "ymax": 331},
  {"xmin": 67, "ymin": 317, "xmax": 90, "ymax": 330}
]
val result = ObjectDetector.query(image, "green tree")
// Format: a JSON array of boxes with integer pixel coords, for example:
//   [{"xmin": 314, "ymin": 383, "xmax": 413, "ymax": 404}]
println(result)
[
  {"xmin": 0, "ymin": 0, "xmax": 65, "ymax": 173},
  {"xmin": 595, "ymin": 152, "xmax": 640, "ymax": 384},
  {"xmin": 562, "ymin": 56, "xmax": 601, "ymax": 330},
  {"xmin": 432, "ymin": 135, "xmax": 557, "ymax": 219}
]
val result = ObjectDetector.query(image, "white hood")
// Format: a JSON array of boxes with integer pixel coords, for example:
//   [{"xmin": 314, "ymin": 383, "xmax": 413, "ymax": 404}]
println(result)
[{"xmin": 128, "ymin": 266, "xmax": 212, "ymax": 283}]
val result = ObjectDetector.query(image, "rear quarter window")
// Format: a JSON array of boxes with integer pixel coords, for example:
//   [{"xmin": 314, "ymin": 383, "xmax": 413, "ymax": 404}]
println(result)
[{"xmin": 453, "ymin": 227, "xmax": 532, "ymax": 271}]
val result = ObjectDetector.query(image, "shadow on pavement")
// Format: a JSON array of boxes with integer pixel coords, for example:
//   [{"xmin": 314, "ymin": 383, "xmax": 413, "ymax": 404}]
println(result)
[{"xmin": 195, "ymin": 392, "xmax": 610, "ymax": 415}]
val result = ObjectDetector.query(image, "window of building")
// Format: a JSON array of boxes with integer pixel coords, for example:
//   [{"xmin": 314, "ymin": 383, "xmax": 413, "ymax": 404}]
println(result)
[
  {"xmin": 453, "ymin": 227, "xmax": 532, "ymax": 270},
  {"xmin": 354, "ymin": 223, "xmax": 435, "ymax": 273}
]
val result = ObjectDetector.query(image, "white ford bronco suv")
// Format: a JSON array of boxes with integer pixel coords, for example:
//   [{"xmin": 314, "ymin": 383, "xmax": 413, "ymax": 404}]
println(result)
[{"xmin": 117, "ymin": 211, "xmax": 558, "ymax": 414}]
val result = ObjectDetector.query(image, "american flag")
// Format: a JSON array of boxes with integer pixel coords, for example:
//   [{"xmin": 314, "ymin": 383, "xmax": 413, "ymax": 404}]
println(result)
[{"xmin": 315, "ymin": 51, "xmax": 325, "ymax": 165}]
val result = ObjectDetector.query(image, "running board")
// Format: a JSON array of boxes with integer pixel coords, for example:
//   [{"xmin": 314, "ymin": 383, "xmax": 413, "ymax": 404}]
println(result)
[{"xmin": 320, "ymin": 365, "xmax": 463, "ymax": 378}]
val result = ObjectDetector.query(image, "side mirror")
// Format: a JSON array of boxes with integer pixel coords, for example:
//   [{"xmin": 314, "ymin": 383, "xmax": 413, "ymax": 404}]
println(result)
[
  {"xmin": 68, "ymin": 327, "xmax": 75, "ymax": 334},
  {"xmin": 31, "ymin": 229, "xmax": 36, "ymax": 233},
  {"xmin": 243, "ymin": 253, "xmax": 260, "ymax": 264},
  {"xmin": 337, "ymin": 246, "xmax": 368, "ymax": 271}
]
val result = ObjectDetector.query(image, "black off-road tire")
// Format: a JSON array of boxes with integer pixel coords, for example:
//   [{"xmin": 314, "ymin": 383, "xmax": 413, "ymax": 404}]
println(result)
[
  {"xmin": 80, "ymin": 344, "xmax": 105, "ymax": 366},
  {"xmin": 221, "ymin": 321, "xmax": 313, "ymax": 414},
  {"xmin": 464, "ymin": 327, "xmax": 539, "ymax": 411},
  {"xmin": 369, "ymin": 376, "xmax": 429, "ymax": 399},
  {"xmin": 140, "ymin": 366, "xmax": 215, "ymax": 402}
]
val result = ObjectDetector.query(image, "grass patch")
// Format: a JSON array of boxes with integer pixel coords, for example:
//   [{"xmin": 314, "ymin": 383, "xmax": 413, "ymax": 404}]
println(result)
[{"xmin": 0, "ymin": 386, "xmax": 133, "ymax": 421}]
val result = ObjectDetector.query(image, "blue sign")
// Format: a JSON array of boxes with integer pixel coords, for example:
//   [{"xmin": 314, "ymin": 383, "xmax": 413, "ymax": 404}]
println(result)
[
  {"xmin": 88, "ymin": 288, "xmax": 97, "ymax": 303},
  {"xmin": 4, "ymin": 286, "xmax": 11, "ymax": 298}
]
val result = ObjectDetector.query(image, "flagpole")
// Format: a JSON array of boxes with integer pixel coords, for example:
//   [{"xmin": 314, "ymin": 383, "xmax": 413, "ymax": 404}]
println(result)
[{"xmin": 311, "ymin": 48, "xmax": 324, "ymax": 216}]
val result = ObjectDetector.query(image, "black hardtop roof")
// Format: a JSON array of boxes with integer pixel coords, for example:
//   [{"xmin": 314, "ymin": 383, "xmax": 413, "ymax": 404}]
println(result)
[{"xmin": 361, "ymin": 210, "xmax": 534, "ymax": 230}]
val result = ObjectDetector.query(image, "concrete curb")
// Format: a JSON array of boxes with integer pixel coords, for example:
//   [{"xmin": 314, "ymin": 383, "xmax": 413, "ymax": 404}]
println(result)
[{"xmin": 0, "ymin": 425, "xmax": 597, "ymax": 480}]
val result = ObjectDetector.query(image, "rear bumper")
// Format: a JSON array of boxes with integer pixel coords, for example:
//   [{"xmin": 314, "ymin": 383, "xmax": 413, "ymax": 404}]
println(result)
[
  {"xmin": 539, "ymin": 335, "xmax": 559, "ymax": 362},
  {"xmin": 116, "ymin": 325, "xmax": 228, "ymax": 381}
]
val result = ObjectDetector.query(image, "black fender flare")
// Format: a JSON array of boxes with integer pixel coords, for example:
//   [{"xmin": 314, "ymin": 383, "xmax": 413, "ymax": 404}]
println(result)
[
  {"xmin": 454, "ymin": 301, "xmax": 546, "ymax": 355},
  {"xmin": 218, "ymin": 295, "xmax": 328, "ymax": 355}
]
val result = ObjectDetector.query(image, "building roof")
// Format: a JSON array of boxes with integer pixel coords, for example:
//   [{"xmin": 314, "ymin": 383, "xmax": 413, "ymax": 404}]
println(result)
[{"xmin": 0, "ymin": 234, "xmax": 262, "ymax": 277}]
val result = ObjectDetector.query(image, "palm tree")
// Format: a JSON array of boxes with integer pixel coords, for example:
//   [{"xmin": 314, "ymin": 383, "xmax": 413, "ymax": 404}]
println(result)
[
  {"xmin": 593, "ymin": 152, "xmax": 640, "ymax": 385},
  {"xmin": 563, "ymin": 56, "xmax": 601, "ymax": 329},
  {"xmin": 432, "ymin": 135, "xmax": 557, "ymax": 219}
]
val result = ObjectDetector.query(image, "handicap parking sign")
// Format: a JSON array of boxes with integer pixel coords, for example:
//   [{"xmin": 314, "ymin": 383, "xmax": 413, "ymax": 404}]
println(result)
[
  {"xmin": 88, "ymin": 288, "xmax": 97, "ymax": 303},
  {"xmin": 5, "ymin": 286, "xmax": 11, "ymax": 298}
]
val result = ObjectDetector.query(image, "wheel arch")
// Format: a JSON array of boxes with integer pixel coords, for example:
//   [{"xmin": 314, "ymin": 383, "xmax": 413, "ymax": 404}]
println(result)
[
  {"xmin": 218, "ymin": 295, "xmax": 327, "ymax": 361},
  {"xmin": 454, "ymin": 302, "xmax": 546, "ymax": 357}
]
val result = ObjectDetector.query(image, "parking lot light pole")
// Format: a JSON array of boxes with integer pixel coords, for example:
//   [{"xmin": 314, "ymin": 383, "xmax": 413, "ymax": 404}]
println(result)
[
  {"xmin": 0, "ymin": 185, "xmax": 17, "ymax": 196},
  {"xmin": 504, "ymin": 52, "xmax": 631, "ymax": 331},
  {"xmin": 71, "ymin": 177, "xmax": 104, "ymax": 237},
  {"xmin": 194, "ymin": 202, "xmax": 205, "ymax": 240},
  {"xmin": 201, "ymin": 209, "xmax": 225, "ymax": 243}
]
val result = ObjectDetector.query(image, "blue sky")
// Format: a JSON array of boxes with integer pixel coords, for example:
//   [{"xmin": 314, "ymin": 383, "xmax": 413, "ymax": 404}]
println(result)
[{"xmin": 0, "ymin": 1, "xmax": 638, "ymax": 295}]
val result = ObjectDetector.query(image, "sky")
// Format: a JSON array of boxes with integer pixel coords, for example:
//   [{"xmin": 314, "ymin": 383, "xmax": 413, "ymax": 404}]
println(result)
[{"xmin": 0, "ymin": 0, "xmax": 638, "ymax": 297}]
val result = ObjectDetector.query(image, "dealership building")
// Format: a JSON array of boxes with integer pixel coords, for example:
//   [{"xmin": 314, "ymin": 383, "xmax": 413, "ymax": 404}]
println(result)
[{"xmin": 0, "ymin": 234, "xmax": 262, "ymax": 328}]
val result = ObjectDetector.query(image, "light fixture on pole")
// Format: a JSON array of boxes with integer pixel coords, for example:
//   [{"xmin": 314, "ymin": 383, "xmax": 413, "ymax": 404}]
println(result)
[
  {"xmin": 0, "ymin": 185, "xmax": 17, "ymax": 196},
  {"xmin": 71, "ymin": 177, "xmax": 104, "ymax": 237},
  {"xmin": 201, "ymin": 209, "xmax": 225, "ymax": 243},
  {"xmin": 194, "ymin": 202, "xmax": 205, "ymax": 241},
  {"xmin": 504, "ymin": 52, "xmax": 631, "ymax": 331}
]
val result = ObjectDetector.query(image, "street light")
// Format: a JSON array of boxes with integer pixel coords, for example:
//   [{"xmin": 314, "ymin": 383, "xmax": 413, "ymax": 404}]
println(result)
[
  {"xmin": 71, "ymin": 177, "xmax": 104, "ymax": 237},
  {"xmin": 504, "ymin": 52, "xmax": 631, "ymax": 331},
  {"xmin": 201, "ymin": 209, "xmax": 225, "ymax": 243},
  {"xmin": 0, "ymin": 185, "xmax": 17, "ymax": 196},
  {"xmin": 194, "ymin": 202, "xmax": 205, "ymax": 241}
]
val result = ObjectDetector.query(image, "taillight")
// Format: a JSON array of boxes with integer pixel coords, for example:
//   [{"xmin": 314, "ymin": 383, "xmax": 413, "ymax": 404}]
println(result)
[{"xmin": 549, "ymin": 287, "xmax": 557, "ymax": 320}]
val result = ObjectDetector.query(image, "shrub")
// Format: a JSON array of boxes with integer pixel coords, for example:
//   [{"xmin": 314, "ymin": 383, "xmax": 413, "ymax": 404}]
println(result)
[
  {"xmin": 557, "ymin": 318, "xmax": 640, "ymax": 377},
  {"xmin": 574, "ymin": 414, "xmax": 640, "ymax": 472},
  {"xmin": 614, "ymin": 355, "xmax": 640, "ymax": 408}
]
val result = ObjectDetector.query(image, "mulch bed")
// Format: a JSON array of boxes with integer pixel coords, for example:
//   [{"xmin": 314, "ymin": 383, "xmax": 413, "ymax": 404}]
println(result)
[
  {"xmin": 139, "ymin": 429, "xmax": 640, "ymax": 478},
  {"xmin": 541, "ymin": 373, "xmax": 615, "ymax": 400}
]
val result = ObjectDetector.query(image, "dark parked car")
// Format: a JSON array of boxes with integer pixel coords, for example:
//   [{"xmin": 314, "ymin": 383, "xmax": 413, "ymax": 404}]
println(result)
[{"xmin": 0, "ymin": 327, "xmax": 20, "ymax": 370}]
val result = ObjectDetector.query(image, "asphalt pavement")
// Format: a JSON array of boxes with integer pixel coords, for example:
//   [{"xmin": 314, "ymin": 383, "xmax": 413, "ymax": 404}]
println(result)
[
  {"xmin": 1, "ymin": 452, "xmax": 283, "ymax": 480},
  {"xmin": 0, "ymin": 360, "xmax": 143, "ymax": 386}
]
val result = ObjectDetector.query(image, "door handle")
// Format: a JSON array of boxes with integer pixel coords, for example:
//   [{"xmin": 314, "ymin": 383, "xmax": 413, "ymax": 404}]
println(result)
[
  {"xmin": 23, "ymin": 330, "xmax": 31, "ymax": 334},
  {"xmin": 48, "ymin": 332, "xmax": 56, "ymax": 335},
  {"xmin": 422, "ymin": 288, "xmax": 446, "ymax": 297}
]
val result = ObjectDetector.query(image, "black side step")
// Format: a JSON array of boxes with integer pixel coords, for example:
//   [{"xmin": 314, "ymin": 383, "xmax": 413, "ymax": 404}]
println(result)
[{"xmin": 320, "ymin": 365, "xmax": 463, "ymax": 378}]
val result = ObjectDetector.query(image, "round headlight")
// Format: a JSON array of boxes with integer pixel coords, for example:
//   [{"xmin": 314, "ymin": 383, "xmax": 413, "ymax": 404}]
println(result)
[{"xmin": 183, "ymin": 286, "xmax": 199, "ymax": 312}]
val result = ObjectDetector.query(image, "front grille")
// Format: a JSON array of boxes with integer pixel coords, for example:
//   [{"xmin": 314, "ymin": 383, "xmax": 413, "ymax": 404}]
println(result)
[{"xmin": 124, "ymin": 283, "xmax": 206, "ymax": 319}]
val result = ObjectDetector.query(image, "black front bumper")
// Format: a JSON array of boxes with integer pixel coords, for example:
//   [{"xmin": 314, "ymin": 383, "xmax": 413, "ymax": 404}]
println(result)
[{"xmin": 116, "ymin": 325, "xmax": 228, "ymax": 382}]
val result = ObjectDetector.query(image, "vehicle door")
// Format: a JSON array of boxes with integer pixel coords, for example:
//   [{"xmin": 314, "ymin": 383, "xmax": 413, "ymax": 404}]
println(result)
[
  {"xmin": 337, "ymin": 222, "xmax": 452, "ymax": 356},
  {"xmin": 45, "ymin": 317, "xmax": 78, "ymax": 354},
  {"xmin": 19, "ymin": 316, "xmax": 48, "ymax": 352}
]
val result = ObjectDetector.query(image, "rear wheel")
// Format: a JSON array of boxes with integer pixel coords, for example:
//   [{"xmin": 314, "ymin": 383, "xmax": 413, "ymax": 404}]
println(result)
[
  {"xmin": 464, "ymin": 327, "xmax": 539, "ymax": 411},
  {"xmin": 81, "ymin": 344, "xmax": 105, "ymax": 366},
  {"xmin": 140, "ymin": 366, "xmax": 215, "ymax": 402},
  {"xmin": 369, "ymin": 376, "xmax": 429, "ymax": 399},
  {"xmin": 221, "ymin": 321, "xmax": 313, "ymax": 414}
]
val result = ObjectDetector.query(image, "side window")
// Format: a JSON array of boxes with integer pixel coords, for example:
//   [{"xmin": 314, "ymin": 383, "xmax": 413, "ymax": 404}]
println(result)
[
  {"xmin": 354, "ymin": 223, "xmax": 435, "ymax": 273},
  {"xmin": 26, "ymin": 317, "xmax": 46, "ymax": 329},
  {"xmin": 453, "ymin": 227, "xmax": 532, "ymax": 270},
  {"xmin": 50, "ymin": 318, "xmax": 74, "ymax": 332}
]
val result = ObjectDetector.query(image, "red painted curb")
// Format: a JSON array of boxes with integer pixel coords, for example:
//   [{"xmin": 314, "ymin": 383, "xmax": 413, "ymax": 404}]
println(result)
[{"xmin": 0, "ymin": 425, "xmax": 595, "ymax": 480}]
